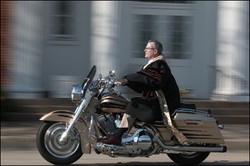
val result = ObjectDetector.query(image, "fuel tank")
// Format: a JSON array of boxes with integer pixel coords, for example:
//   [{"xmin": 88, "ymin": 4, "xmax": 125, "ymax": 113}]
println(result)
[{"xmin": 100, "ymin": 94, "xmax": 129, "ymax": 113}]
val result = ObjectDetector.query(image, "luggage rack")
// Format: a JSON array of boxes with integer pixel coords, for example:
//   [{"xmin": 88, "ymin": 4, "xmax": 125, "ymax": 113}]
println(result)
[{"xmin": 173, "ymin": 107, "xmax": 213, "ymax": 117}]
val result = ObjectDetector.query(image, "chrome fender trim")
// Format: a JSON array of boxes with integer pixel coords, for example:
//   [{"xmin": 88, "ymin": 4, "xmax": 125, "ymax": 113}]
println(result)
[{"xmin": 39, "ymin": 110, "xmax": 91, "ymax": 154}]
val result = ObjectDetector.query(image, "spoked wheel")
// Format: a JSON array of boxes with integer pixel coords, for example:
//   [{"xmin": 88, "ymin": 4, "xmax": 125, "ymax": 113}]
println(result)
[
  {"xmin": 167, "ymin": 152, "xmax": 210, "ymax": 165},
  {"xmin": 36, "ymin": 122, "xmax": 83, "ymax": 165}
]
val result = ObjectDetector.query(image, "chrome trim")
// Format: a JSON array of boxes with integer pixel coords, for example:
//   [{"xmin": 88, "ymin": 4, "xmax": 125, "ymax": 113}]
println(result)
[
  {"xmin": 60, "ymin": 93, "xmax": 92, "ymax": 143},
  {"xmin": 155, "ymin": 135, "xmax": 227, "ymax": 153},
  {"xmin": 71, "ymin": 85, "xmax": 83, "ymax": 103},
  {"xmin": 218, "ymin": 124, "xmax": 224, "ymax": 129},
  {"xmin": 44, "ymin": 123, "xmax": 80, "ymax": 158}
]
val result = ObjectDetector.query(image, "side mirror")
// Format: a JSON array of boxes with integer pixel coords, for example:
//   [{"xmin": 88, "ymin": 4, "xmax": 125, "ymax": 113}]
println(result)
[{"xmin": 109, "ymin": 70, "xmax": 115, "ymax": 77}]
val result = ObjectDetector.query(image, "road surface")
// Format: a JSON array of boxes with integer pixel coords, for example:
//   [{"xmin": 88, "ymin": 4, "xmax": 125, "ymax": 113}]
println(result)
[{"xmin": 1, "ymin": 122, "xmax": 249, "ymax": 165}]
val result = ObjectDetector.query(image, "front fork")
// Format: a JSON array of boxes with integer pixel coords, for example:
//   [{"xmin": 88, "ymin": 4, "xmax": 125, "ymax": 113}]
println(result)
[{"xmin": 59, "ymin": 93, "xmax": 92, "ymax": 143}]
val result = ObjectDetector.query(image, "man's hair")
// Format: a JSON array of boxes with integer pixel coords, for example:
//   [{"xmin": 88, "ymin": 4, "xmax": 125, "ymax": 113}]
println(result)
[{"xmin": 148, "ymin": 39, "xmax": 163, "ymax": 55}]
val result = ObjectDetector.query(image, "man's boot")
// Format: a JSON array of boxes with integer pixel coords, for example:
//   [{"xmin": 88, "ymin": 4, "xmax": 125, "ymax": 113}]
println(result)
[{"xmin": 98, "ymin": 128, "xmax": 127, "ymax": 145}]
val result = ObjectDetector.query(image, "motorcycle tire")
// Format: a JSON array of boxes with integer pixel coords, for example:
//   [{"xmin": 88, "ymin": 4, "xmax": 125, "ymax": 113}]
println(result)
[
  {"xmin": 167, "ymin": 152, "xmax": 210, "ymax": 165},
  {"xmin": 36, "ymin": 121, "xmax": 83, "ymax": 165}
]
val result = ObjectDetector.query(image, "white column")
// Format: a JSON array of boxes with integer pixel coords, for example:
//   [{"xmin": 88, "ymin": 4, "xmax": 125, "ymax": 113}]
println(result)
[
  {"xmin": 8, "ymin": 2, "xmax": 44, "ymax": 98},
  {"xmin": 212, "ymin": 1, "xmax": 249, "ymax": 101},
  {"xmin": 90, "ymin": 1, "xmax": 122, "ymax": 76}
]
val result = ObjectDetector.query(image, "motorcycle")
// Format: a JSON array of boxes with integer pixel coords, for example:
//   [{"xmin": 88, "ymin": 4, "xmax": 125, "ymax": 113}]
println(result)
[{"xmin": 36, "ymin": 65, "xmax": 227, "ymax": 165}]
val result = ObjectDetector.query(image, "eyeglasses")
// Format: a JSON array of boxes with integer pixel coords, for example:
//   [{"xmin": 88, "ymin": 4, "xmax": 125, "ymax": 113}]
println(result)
[{"xmin": 144, "ymin": 47, "xmax": 155, "ymax": 50}]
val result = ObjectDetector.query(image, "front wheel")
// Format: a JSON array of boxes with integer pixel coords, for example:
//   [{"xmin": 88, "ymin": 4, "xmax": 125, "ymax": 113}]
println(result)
[
  {"xmin": 36, "ymin": 121, "xmax": 83, "ymax": 165},
  {"xmin": 167, "ymin": 152, "xmax": 210, "ymax": 165}
]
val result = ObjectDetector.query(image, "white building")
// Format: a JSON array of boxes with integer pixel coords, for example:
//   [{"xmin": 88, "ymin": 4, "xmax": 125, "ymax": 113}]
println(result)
[{"xmin": 6, "ymin": 1, "xmax": 249, "ymax": 101}]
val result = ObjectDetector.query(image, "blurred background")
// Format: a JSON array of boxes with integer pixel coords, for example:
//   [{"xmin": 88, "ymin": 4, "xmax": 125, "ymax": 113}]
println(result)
[
  {"xmin": 1, "ymin": 2, "xmax": 249, "ymax": 160},
  {"xmin": 1, "ymin": 1, "xmax": 249, "ymax": 101}
]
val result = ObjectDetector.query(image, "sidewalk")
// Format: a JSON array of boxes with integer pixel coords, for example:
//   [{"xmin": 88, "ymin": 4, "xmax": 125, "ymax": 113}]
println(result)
[
  {"xmin": 1, "ymin": 98, "xmax": 249, "ymax": 124},
  {"xmin": 1, "ymin": 121, "xmax": 249, "ymax": 152}
]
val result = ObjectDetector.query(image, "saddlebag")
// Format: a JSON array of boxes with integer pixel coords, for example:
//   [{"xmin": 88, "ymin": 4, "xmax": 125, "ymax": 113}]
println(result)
[{"xmin": 172, "ymin": 108, "xmax": 225, "ymax": 144}]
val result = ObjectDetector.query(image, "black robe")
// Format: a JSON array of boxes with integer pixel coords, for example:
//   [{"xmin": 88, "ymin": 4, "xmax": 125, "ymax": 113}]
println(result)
[{"xmin": 124, "ymin": 59, "xmax": 180, "ymax": 122}]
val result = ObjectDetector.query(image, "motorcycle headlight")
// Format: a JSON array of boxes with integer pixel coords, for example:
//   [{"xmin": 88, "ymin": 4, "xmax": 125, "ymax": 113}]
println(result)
[{"xmin": 71, "ymin": 85, "xmax": 83, "ymax": 103}]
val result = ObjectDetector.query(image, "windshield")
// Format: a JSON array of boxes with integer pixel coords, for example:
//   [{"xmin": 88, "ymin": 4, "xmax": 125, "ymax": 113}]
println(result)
[{"xmin": 82, "ymin": 65, "xmax": 96, "ymax": 95}]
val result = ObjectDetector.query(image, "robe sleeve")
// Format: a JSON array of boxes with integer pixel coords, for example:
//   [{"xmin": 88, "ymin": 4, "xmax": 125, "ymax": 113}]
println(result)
[{"xmin": 124, "ymin": 60, "xmax": 170, "ymax": 92}]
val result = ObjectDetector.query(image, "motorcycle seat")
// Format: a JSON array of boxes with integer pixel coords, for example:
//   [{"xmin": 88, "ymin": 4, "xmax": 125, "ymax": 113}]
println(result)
[
  {"xmin": 171, "ymin": 103, "xmax": 196, "ymax": 116},
  {"xmin": 180, "ymin": 103, "xmax": 196, "ymax": 109}
]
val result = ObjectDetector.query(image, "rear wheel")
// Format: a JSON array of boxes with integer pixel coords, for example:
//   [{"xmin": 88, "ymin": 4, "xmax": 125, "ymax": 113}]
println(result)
[
  {"xmin": 167, "ymin": 152, "xmax": 210, "ymax": 165},
  {"xmin": 36, "ymin": 122, "xmax": 83, "ymax": 165}
]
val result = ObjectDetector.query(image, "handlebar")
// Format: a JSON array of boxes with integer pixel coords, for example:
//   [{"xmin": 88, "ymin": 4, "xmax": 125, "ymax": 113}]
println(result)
[{"xmin": 88, "ymin": 70, "xmax": 118, "ymax": 93}]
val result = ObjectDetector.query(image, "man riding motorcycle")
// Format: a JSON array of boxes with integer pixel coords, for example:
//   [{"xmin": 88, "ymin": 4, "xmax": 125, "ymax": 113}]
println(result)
[{"xmin": 98, "ymin": 39, "xmax": 181, "ymax": 145}]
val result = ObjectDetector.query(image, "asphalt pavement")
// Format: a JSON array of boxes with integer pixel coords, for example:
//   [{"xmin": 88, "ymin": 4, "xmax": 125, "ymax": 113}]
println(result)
[{"xmin": 1, "ymin": 121, "xmax": 249, "ymax": 152}]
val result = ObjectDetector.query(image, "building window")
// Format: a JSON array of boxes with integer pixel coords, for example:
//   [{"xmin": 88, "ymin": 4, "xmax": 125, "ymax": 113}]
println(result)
[
  {"xmin": 131, "ymin": 2, "xmax": 193, "ymax": 59},
  {"xmin": 132, "ymin": 15, "xmax": 156, "ymax": 58},
  {"xmin": 48, "ymin": 1, "xmax": 76, "ymax": 42},
  {"xmin": 169, "ymin": 16, "xmax": 192, "ymax": 59}
]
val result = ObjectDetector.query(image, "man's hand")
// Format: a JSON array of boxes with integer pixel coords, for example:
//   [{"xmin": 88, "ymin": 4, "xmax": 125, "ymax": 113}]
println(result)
[{"xmin": 115, "ymin": 78, "xmax": 128, "ymax": 86}]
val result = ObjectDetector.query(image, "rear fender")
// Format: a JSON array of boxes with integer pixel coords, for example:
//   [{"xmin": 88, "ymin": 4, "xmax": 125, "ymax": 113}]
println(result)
[{"xmin": 39, "ymin": 110, "xmax": 91, "ymax": 154}]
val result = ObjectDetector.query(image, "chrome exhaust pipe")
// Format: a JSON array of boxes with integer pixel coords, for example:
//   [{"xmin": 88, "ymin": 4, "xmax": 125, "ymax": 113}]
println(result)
[
  {"xmin": 156, "ymin": 137, "xmax": 227, "ymax": 153},
  {"xmin": 144, "ymin": 125, "xmax": 227, "ymax": 154}
]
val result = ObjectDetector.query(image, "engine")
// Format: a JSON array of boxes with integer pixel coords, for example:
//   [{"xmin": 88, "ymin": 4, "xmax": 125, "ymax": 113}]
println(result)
[
  {"xmin": 96, "ymin": 113, "xmax": 121, "ymax": 136},
  {"xmin": 95, "ymin": 111, "xmax": 155, "ymax": 157},
  {"xmin": 94, "ymin": 129, "xmax": 155, "ymax": 157}
]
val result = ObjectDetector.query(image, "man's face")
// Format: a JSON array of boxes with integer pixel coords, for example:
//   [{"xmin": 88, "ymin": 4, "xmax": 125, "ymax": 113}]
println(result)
[{"xmin": 144, "ymin": 42, "xmax": 157, "ymax": 60}]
